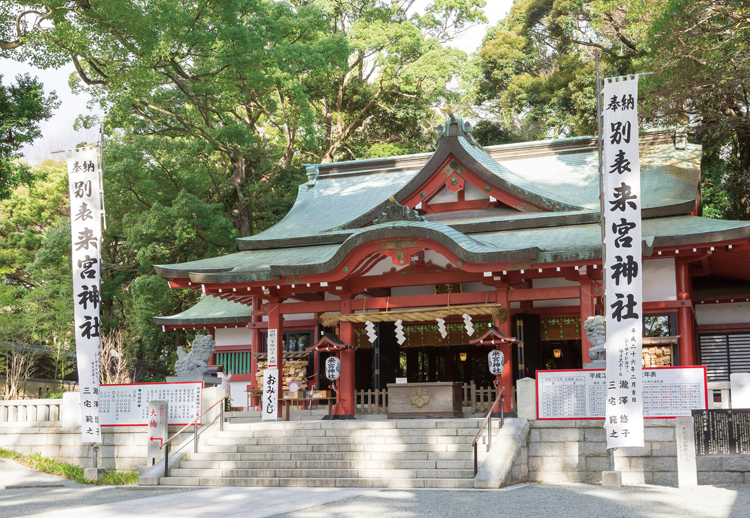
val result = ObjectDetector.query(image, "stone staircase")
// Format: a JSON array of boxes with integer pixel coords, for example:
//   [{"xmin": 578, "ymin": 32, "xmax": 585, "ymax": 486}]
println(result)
[{"xmin": 160, "ymin": 419, "xmax": 502, "ymax": 488}]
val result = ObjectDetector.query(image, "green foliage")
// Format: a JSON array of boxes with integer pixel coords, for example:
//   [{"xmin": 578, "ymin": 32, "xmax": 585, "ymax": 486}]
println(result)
[
  {"xmin": 0, "ymin": 448, "xmax": 139, "ymax": 485},
  {"xmin": 0, "ymin": 73, "xmax": 58, "ymax": 199}
]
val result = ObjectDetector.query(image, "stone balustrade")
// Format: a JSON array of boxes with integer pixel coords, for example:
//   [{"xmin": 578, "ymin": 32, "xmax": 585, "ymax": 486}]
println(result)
[{"xmin": 0, "ymin": 398, "xmax": 62, "ymax": 423}]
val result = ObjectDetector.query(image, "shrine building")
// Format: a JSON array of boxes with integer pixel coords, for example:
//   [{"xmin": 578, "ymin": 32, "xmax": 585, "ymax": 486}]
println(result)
[{"xmin": 153, "ymin": 118, "xmax": 750, "ymax": 417}]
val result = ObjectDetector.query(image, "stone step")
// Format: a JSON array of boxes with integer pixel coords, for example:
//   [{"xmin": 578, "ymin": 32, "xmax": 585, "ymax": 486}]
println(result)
[
  {"xmin": 169, "ymin": 467, "xmax": 473, "ymax": 479},
  {"xmin": 186, "ymin": 451, "xmax": 471, "ymax": 462},
  {"xmin": 159, "ymin": 476, "xmax": 475, "ymax": 489},
  {"xmin": 205, "ymin": 435, "xmax": 481, "ymax": 446},
  {"xmin": 214, "ymin": 427, "xmax": 494, "ymax": 438},
  {"xmin": 179, "ymin": 459, "xmax": 474, "ymax": 470},
  {"xmin": 197, "ymin": 443, "xmax": 473, "ymax": 454},
  {"xmin": 222, "ymin": 420, "xmax": 484, "ymax": 432}
]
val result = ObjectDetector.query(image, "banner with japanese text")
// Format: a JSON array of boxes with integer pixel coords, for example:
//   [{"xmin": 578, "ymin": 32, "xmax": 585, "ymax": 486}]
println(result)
[
  {"xmin": 262, "ymin": 368, "xmax": 279, "ymax": 421},
  {"xmin": 66, "ymin": 146, "xmax": 102, "ymax": 444},
  {"xmin": 602, "ymin": 76, "xmax": 644, "ymax": 448}
]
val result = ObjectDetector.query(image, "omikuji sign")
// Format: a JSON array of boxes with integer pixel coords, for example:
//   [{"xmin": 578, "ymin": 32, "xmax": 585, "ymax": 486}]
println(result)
[
  {"xmin": 603, "ymin": 76, "xmax": 644, "ymax": 448},
  {"xmin": 66, "ymin": 146, "xmax": 103, "ymax": 444}
]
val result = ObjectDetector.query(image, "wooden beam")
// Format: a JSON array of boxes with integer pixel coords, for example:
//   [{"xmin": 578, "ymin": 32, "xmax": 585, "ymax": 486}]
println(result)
[{"xmin": 508, "ymin": 286, "xmax": 580, "ymax": 302}]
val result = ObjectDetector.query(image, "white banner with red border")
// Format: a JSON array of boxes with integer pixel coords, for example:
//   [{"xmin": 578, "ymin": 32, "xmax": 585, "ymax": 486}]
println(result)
[{"xmin": 536, "ymin": 367, "xmax": 707, "ymax": 420}]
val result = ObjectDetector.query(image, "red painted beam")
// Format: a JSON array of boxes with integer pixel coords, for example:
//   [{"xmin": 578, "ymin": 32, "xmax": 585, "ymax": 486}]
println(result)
[{"xmin": 508, "ymin": 286, "xmax": 580, "ymax": 302}]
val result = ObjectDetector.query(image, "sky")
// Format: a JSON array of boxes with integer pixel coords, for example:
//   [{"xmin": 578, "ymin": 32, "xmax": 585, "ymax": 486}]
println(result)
[{"xmin": 1, "ymin": 0, "xmax": 513, "ymax": 164}]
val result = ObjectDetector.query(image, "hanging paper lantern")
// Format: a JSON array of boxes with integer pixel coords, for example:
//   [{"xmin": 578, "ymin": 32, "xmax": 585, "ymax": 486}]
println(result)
[
  {"xmin": 365, "ymin": 321, "xmax": 377, "ymax": 343},
  {"xmin": 436, "ymin": 318, "xmax": 447, "ymax": 339},
  {"xmin": 325, "ymin": 356, "xmax": 341, "ymax": 381},
  {"xmin": 462, "ymin": 313, "xmax": 474, "ymax": 336},
  {"xmin": 488, "ymin": 349, "xmax": 505, "ymax": 375},
  {"xmin": 395, "ymin": 319, "xmax": 406, "ymax": 345}
]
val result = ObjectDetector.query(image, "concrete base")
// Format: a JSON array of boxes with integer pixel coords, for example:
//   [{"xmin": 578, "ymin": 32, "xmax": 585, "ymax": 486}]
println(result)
[
  {"xmin": 322, "ymin": 415, "xmax": 355, "ymax": 420},
  {"xmin": 602, "ymin": 471, "xmax": 622, "ymax": 487},
  {"xmin": 84, "ymin": 468, "xmax": 106, "ymax": 481}
]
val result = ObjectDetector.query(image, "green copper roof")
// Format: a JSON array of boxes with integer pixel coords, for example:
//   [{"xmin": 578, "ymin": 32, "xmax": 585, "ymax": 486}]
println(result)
[
  {"xmin": 155, "ymin": 216, "xmax": 750, "ymax": 284},
  {"xmin": 234, "ymin": 132, "xmax": 701, "ymax": 250},
  {"xmin": 153, "ymin": 295, "xmax": 252, "ymax": 326}
]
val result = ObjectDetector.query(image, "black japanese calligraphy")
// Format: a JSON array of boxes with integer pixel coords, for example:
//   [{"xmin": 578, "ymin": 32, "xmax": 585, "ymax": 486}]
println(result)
[
  {"xmin": 606, "ymin": 95, "xmax": 620, "ymax": 111},
  {"xmin": 612, "ymin": 218, "xmax": 636, "ymax": 248},
  {"xmin": 78, "ymin": 255, "xmax": 98, "ymax": 279},
  {"xmin": 74, "ymin": 180, "xmax": 92, "ymax": 198},
  {"xmin": 79, "ymin": 315, "xmax": 100, "ymax": 339},
  {"xmin": 609, "ymin": 182, "xmax": 638, "ymax": 212},
  {"xmin": 77, "ymin": 284, "xmax": 100, "ymax": 310},
  {"xmin": 74, "ymin": 227, "xmax": 98, "ymax": 251},
  {"xmin": 609, "ymin": 121, "xmax": 632, "ymax": 145},
  {"xmin": 608, "ymin": 150, "xmax": 632, "ymax": 175},
  {"xmin": 610, "ymin": 293, "xmax": 639, "ymax": 322},
  {"xmin": 74, "ymin": 202, "xmax": 93, "ymax": 222},
  {"xmin": 611, "ymin": 255, "xmax": 639, "ymax": 286}
]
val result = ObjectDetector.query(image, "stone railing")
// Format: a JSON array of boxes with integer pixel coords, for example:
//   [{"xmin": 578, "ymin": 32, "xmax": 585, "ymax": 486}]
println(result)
[
  {"xmin": 707, "ymin": 381, "xmax": 731, "ymax": 409},
  {"xmin": 0, "ymin": 398, "xmax": 62, "ymax": 423}
]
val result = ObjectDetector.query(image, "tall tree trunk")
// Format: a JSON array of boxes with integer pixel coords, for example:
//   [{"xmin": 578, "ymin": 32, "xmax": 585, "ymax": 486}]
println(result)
[{"xmin": 230, "ymin": 154, "xmax": 253, "ymax": 237}]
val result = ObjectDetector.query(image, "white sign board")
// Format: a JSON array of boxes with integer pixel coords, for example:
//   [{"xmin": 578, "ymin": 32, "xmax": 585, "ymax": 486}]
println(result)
[
  {"xmin": 262, "ymin": 368, "xmax": 279, "ymax": 421},
  {"xmin": 66, "ymin": 145, "xmax": 103, "ymax": 444},
  {"xmin": 536, "ymin": 367, "xmax": 707, "ymax": 420},
  {"xmin": 99, "ymin": 382, "xmax": 202, "ymax": 426},
  {"xmin": 267, "ymin": 329, "xmax": 278, "ymax": 367},
  {"xmin": 146, "ymin": 401, "xmax": 168, "ymax": 466},
  {"xmin": 603, "ymin": 75, "xmax": 644, "ymax": 448}
]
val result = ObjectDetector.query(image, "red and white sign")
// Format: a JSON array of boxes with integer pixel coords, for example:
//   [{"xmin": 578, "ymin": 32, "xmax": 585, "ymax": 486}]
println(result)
[
  {"xmin": 536, "ymin": 367, "xmax": 708, "ymax": 420},
  {"xmin": 99, "ymin": 381, "xmax": 202, "ymax": 426}
]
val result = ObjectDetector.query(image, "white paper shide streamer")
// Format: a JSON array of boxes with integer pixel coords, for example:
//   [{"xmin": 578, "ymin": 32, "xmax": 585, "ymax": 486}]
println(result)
[
  {"xmin": 66, "ymin": 146, "xmax": 103, "ymax": 444},
  {"xmin": 602, "ymin": 76, "xmax": 644, "ymax": 448}
]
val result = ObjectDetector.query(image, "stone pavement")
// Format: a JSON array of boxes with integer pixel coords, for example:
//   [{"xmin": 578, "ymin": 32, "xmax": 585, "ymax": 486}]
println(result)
[{"xmin": 4, "ymin": 458, "xmax": 750, "ymax": 518}]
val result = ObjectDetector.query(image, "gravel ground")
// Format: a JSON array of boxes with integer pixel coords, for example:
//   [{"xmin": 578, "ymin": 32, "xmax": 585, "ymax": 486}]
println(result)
[
  {"xmin": 0, "ymin": 458, "xmax": 191, "ymax": 518},
  {"xmin": 272, "ymin": 483, "xmax": 750, "ymax": 518}
]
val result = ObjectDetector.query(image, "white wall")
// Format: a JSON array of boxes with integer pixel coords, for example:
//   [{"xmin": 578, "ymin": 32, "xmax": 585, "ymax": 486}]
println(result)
[
  {"xmin": 696, "ymin": 302, "xmax": 750, "ymax": 326},
  {"xmin": 643, "ymin": 258, "xmax": 677, "ymax": 302},
  {"xmin": 215, "ymin": 327, "xmax": 251, "ymax": 346},
  {"xmin": 465, "ymin": 182, "xmax": 489, "ymax": 201},
  {"xmin": 432, "ymin": 186, "xmax": 458, "ymax": 203}
]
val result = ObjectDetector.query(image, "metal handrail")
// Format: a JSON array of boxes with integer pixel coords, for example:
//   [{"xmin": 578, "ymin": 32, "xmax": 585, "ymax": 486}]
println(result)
[
  {"xmin": 161, "ymin": 395, "xmax": 228, "ymax": 477},
  {"xmin": 471, "ymin": 386, "xmax": 505, "ymax": 477}
]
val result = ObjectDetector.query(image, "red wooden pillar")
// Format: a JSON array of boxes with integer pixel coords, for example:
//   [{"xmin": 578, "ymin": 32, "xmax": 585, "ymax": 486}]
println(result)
[
  {"xmin": 248, "ymin": 297, "xmax": 262, "ymax": 409},
  {"xmin": 580, "ymin": 278, "xmax": 596, "ymax": 366},
  {"xmin": 676, "ymin": 259, "xmax": 696, "ymax": 365},
  {"xmin": 267, "ymin": 298, "xmax": 284, "ymax": 418},
  {"xmin": 495, "ymin": 287, "xmax": 513, "ymax": 414},
  {"xmin": 337, "ymin": 297, "xmax": 356, "ymax": 417}
]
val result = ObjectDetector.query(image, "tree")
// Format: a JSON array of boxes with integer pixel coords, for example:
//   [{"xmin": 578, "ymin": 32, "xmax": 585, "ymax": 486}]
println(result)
[
  {"xmin": 474, "ymin": 0, "xmax": 656, "ymax": 139},
  {"xmin": 0, "ymin": 73, "xmax": 58, "ymax": 199},
  {"xmin": 641, "ymin": 0, "xmax": 750, "ymax": 218},
  {"xmin": 301, "ymin": 0, "xmax": 486, "ymax": 163}
]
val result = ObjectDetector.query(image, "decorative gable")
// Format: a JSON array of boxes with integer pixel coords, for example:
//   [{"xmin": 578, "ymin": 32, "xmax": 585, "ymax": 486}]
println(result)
[{"xmin": 402, "ymin": 154, "xmax": 545, "ymax": 215}]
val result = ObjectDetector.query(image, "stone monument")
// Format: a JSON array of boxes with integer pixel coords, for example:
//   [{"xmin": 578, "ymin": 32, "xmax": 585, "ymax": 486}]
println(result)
[
  {"xmin": 583, "ymin": 315, "xmax": 606, "ymax": 369},
  {"xmin": 167, "ymin": 334, "xmax": 220, "ymax": 385}
]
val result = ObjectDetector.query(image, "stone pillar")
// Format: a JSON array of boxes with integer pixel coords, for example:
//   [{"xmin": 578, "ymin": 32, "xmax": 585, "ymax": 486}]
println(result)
[
  {"xmin": 580, "ymin": 278, "xmax": 596, "ymax": 365},
  {"xmin": 267, "ymin": 298, "xmax": 284, "ymax": 418},
  {"xmin": 337, "ymin": 297, "xmax": 356, "ymax": 417},
  {"xmin": 676, "ymin": 259, "xmax": 695, "ymax": 365}
]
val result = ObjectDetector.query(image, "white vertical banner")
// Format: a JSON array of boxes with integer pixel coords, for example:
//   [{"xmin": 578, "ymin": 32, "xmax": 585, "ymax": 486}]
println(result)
[
  {"xmin": 66, "ymin": 146, "xmax": 103, "ymax": 444},
  {"xmin": 262, "ymin": 368, "xmax": 279, "ymax": 421},
  {"xmin": 602, "ymin": 76, "xmax": 644, "ymax": 448},
  {"xmin": 267, "ymin": 329, "xmax": 278, "ymax": 368}
]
